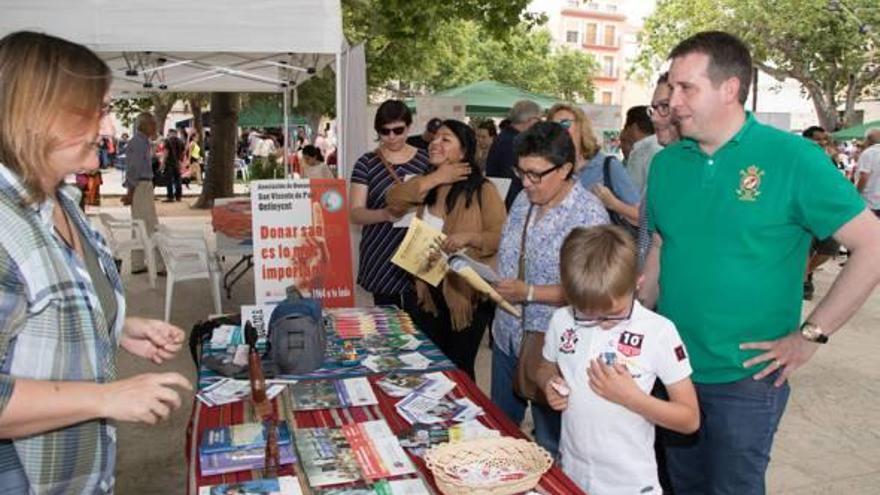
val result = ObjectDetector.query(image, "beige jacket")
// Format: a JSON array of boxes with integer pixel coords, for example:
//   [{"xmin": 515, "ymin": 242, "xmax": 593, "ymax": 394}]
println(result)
[{"xmin": 387, "ymin": 176, "xmax": 506, "ymax": 329}]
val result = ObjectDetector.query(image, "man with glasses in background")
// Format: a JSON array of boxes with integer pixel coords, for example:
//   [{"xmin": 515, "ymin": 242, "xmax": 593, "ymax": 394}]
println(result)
[
  {"xmin": 636, "ymin": 72, "xmax": 680, "ymax": 268},
  {"xmin": 486, "ymin": 100, "xmax": 542, "ymax": 210}
]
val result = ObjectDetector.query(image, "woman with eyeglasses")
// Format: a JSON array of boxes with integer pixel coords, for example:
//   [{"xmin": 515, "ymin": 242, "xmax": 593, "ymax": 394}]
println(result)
[
  {"xmin": 491, "ymin": 121, "xmax": 609, "ymax": 458},
  {"xmin": 0, "ymin": 32, "xmax": 192, "ymax": 493},
  {"xmin": 350, "ymin": 100, "xmax": 432, "ymax": 309},
  {"xmin": 385, "ymin": 120, "xmax": 506, "ymax": 379},
  {"xmin": 548, "ymin": 103, "xmax": 640, "ymax": 229}
]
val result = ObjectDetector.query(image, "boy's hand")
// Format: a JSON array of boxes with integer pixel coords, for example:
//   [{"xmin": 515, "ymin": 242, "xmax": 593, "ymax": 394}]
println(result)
[
  {"xmin": 542, "ymin": 375, "xmax": 570, "ymax": 412},
  {"xmin": 587, "ymin": 359, "xmax": 642, "ymax": 408}
]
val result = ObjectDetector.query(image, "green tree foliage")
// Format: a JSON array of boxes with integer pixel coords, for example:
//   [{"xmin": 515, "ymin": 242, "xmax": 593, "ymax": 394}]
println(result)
[
  {"xmin": 637, "ymin": 0, "xmax": 880, "ymax": 130},
  {"xmin": 342, "ymin": 0, "xmax": 537, "ymax": 89},
  {"xmin": 112, "ymin": 97, "xmax": 153, "ymax": 128},
  {"xmin": 417, "ymin": 20, "xmax": 597, "ymax": 101}
]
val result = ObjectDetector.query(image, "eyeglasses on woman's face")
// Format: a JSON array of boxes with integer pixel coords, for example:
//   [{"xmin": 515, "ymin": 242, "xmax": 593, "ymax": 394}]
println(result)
[
  {"xmin": 512, "ymin": 163, "xmax": 565, "ymax": 184},
  {"xmin": 378, "ymin": 125, "xmax": 407, "ymax": 136}
]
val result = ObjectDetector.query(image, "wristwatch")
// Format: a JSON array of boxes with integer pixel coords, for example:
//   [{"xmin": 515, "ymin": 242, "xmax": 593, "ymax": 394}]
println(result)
[{"xmin": 800, "ymin": 321, "xmax": 829, "ymax": 344}]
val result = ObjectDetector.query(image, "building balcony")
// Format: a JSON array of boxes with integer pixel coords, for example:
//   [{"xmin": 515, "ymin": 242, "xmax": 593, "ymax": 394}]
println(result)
[
  {"xmin": 594, "ymin": 69, "xmax": 620, "ymax": 82},
  {"xmin": 561, "ymin": 7, "xmax": 626, "ymax": 22},
  {"xmin": 582, "ymin": 41, "xmax": 620, "ymax": 51}
]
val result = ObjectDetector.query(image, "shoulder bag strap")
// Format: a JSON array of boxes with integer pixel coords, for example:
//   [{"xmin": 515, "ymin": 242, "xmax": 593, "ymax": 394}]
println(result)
[
  {"xmin": 517, "ymin": 204, "xmax": 535, "ymax": 281},
  {"xmin": 602, "ymin": 155, "xmax": 614, "ymax": 191},
  {"xmin": 375, "ymin": 148, "xmax": 402, "ymax": 184}
]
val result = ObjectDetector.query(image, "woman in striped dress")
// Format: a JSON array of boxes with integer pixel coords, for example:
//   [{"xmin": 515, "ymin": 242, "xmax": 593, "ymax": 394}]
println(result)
[{"xmin": 349, "ymin": 100, "xmax": 431, "ymax": 308}]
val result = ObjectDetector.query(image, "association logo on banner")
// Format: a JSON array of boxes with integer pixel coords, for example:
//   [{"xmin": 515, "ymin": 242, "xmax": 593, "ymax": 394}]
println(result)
[{"xmin": 251, "ymin": 178, "xmax": 354, "ymax": 307}]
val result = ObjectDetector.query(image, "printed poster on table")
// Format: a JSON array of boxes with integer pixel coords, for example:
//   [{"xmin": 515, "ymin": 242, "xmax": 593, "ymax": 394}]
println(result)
[{"xmin": 251, "ymin": 179, "xmax": 354, "ymax": 306}]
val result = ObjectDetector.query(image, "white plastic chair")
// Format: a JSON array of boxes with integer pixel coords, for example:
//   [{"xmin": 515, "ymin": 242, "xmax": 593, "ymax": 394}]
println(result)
[
  {"xmin": 152, "ymin": 228, "xmax": 222, "ymax": 322},
  {"xmin": 96, "ymin": 213, "xmax": 158, "ymax": 288},
  {"xmin": 234, "ymin": 158, "xmax": 249, "ymax": 182}
]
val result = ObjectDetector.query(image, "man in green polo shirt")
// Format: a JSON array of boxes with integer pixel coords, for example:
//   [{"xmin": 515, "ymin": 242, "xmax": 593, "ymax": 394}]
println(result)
[{"xmin": 641, "ymin": 31, "xmax": 880, "ymax": 494}]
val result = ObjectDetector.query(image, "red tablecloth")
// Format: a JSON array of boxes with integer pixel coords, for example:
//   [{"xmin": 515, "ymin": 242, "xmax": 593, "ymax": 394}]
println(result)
[{"xmin": 187, "ymin": 370, "xmax": 586, "ymax": 494}]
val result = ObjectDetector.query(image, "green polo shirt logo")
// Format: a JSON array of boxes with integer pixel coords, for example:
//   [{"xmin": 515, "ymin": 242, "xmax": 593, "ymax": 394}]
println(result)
[{"xmin": 736, "ymin": 165, "xmax": 764, "ymax": 201}]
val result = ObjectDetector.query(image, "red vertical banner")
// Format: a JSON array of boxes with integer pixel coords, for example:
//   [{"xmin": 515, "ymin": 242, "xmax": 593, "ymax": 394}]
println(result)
[
  {"xmin": 251, "ymin": 178, "xmax": 354, "ymax": 307},
  {"xmin": 307, "ymin": 178, "xmax": 354, "ymax": 307}
]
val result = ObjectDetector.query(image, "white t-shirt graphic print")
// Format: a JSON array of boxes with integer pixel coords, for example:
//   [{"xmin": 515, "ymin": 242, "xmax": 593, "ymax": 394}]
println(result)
[{"xmin": 542, "ymin": 301, "xmax": 692, "ymax": 495}]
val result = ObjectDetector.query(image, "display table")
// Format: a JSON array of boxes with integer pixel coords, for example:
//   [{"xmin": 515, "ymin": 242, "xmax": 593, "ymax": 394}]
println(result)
[{"xmin": 187, "ymin": 370, "xmax": 585, "ymax": 494}]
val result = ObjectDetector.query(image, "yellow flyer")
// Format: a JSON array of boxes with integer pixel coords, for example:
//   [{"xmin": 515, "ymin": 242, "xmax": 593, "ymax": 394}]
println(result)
[{"xmin": 390, "ymin": 217, "xmax": 448, "ymax": 287}]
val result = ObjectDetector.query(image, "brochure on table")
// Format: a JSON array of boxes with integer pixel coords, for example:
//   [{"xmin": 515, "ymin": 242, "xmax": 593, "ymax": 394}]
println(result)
[{"xmin": 251, "ymin": 179, "xmax": 354, "ymax": 306}]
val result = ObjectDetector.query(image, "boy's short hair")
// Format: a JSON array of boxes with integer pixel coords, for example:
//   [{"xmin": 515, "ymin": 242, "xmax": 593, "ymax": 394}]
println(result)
[{"xmin": 560, "ymin": 225, "xmax": 638, "ymax": 313}]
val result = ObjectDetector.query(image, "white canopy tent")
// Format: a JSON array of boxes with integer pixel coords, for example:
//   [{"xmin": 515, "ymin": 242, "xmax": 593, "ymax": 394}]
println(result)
[{"xmin": 0, "ymin": 0, "xmax": 368, "ymax": 175}]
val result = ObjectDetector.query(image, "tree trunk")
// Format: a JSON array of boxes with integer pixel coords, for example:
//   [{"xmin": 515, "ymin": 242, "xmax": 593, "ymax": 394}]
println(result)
[
  {"xmin": 189, "ymin": 96, "xmax": 205, "ymax": 144},
  {"xmin": 804, "ymin": 83, "xmax": 838, "ymax": 133},
  {"xmin": 150, "ymin": 94, "xmax": 177, "ymax": 134},
  {"xmin": 194, "ymin": 92, "xmax": 239, "ymax": 209}
]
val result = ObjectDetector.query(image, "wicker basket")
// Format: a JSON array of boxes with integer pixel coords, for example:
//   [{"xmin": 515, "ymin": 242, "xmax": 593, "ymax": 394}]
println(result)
[{"xmin": 423, "ymin": 437, "xmax": 553, "ymax": 495}]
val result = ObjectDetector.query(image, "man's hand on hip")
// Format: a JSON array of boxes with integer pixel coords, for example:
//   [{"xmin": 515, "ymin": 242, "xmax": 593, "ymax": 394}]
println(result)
[{"xmin": 740, "ymin": 332, "xmax": 820, "ymax": 387}]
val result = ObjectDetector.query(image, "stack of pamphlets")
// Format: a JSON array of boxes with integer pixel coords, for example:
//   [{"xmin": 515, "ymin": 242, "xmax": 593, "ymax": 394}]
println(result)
[
  {"xmin": 395, "ymin": 393, "xmax": 466, "ymax": 425},
  {"xmin": 393, "ymin": 373, "xmax": 484, "ymax": 425},
  {"xmin": 196, "ymin": 378, "xmax": 286, "ymax": 407},
  {"xmin": 375, "ymin": 373, "xmax": 433, "ymax": 398},
  {"xmin": 361, "ymin": 333, "xmax": 422, "ymax": 355},
  {"xmin": 198, "ymin": 475, "xmax": 303, "ymax": 495},
  {"xmin": 362, "ymin": 352, "xmax": 431, "ymax": 373},
  {"xmin": 398, "ymin": 420, "xmax": 500, "ymax": 458},
  {"xmin": 199, "ymin": 422, "xmax": 296, "ymax": 476},
  {"xmin": 290, "ymin": 377, "xmax": 378, "ymax": 411},
  {"xmin": 295, "ymin": 420, "xmax": 416, "ymax": 488}
]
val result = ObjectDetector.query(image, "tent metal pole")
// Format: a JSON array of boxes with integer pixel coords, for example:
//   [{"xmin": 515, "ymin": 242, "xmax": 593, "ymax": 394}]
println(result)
[
  {"xmin": 283, "ymin": 86, "xmax": 290, "ymax": 176},
  {"xmin": 335, "ymin": 50, "xmax": 344, "ymax": 178}
]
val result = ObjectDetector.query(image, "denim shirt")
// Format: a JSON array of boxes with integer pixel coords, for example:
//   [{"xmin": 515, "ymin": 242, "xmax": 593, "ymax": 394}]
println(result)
[
  {"xmin": 577, "ymin": 151, "xmax": 641, "ymax": 206},
  {"xmin": 492, "ymin": 182, "xmax": 609, "ymax": 356}
]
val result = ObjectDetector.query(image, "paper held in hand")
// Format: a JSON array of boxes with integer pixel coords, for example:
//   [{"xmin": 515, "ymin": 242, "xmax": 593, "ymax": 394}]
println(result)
[
  {"xmin": 391, "ymin": 217, "xmax": 520, "ymax": 317},
  {"xmin": 447, "ymin": 254, "xmax": 520, "ymax": 318}
]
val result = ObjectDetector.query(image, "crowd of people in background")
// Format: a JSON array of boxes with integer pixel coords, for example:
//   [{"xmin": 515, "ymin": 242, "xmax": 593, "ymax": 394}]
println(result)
[
  {"xmin": 5, "ymin": 23, "xmax": 880, "ymax": 495},
  {"xmin": 346, "ymin": 31, "xmax": 880, "ymax": 495}
]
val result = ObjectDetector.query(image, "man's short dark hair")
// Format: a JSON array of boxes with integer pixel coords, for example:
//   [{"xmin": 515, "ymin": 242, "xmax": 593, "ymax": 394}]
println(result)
[
  {"xmin": 668, "ymin": 31, "xmax": 753, "ymax": 104},
  {"xmin": 426, "ymin": 118, "xmax": 443, "ymax": 133},
  {"xmin": 624, "ymin": 106, "xmax": 654, "ymax": 136},
  {"xmin": 514, "ymin": 121, "xmax": 576, "ymax": 177},
  {"xmin": 656, "ymin": 71, "xmax": 669, "ymax": 85},
  {"xmin": 802, "ymin": 126, "xmax": 826, "ymax": 139}
]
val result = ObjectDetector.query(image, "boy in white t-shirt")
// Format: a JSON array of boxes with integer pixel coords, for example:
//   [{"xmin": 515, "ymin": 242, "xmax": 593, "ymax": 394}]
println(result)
[{"xmin": 536, "ymin": 225, "xmax": 699, "ymax": 495}]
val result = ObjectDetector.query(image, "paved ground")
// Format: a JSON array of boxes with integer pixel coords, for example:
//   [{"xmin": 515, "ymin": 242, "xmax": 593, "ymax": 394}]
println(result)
[{"xmin": 100, "ymin": 204, "xmax": 880, "ymax": 494}]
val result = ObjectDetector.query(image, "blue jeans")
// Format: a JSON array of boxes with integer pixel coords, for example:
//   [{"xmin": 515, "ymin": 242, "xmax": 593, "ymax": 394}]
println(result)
[
  {"xmin": 665, "ymin": 371, "xmax": 790, "ymax": 495},
  {"xmin": 491, "ymin": 342, "xmax": 561, "ymax": 457}
]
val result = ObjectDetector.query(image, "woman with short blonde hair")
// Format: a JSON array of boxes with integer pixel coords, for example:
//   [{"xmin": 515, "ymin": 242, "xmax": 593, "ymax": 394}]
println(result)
[
  {"xmin": 547, "ymin": 103, "xmax": 599, "ymax": 166},
  {"xmin": 548, "ymin": 103, "xmax": 640, "ymax": 228},
  {"xmin": 0, "ymin": 31, "xmax": 190, "ymax": 493}
]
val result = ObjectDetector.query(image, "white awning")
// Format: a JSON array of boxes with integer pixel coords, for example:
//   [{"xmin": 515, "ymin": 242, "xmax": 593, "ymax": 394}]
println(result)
[{"xmin": 0, "ymin": 0, "xmax": 344, "ymax": 94}]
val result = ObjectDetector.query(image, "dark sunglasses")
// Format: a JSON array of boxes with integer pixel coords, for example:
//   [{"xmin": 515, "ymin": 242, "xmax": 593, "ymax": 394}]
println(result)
[
  {"xmin": 572, "ymin": 297, "xmax": 635, "ymax": 327},
  {"xmin": 556, "ymin": 119, "xmax": 574, "ymax": 129},
  {"xmin": 378, "ymin": 125, "xmax": 407, "ymax": 136}
]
